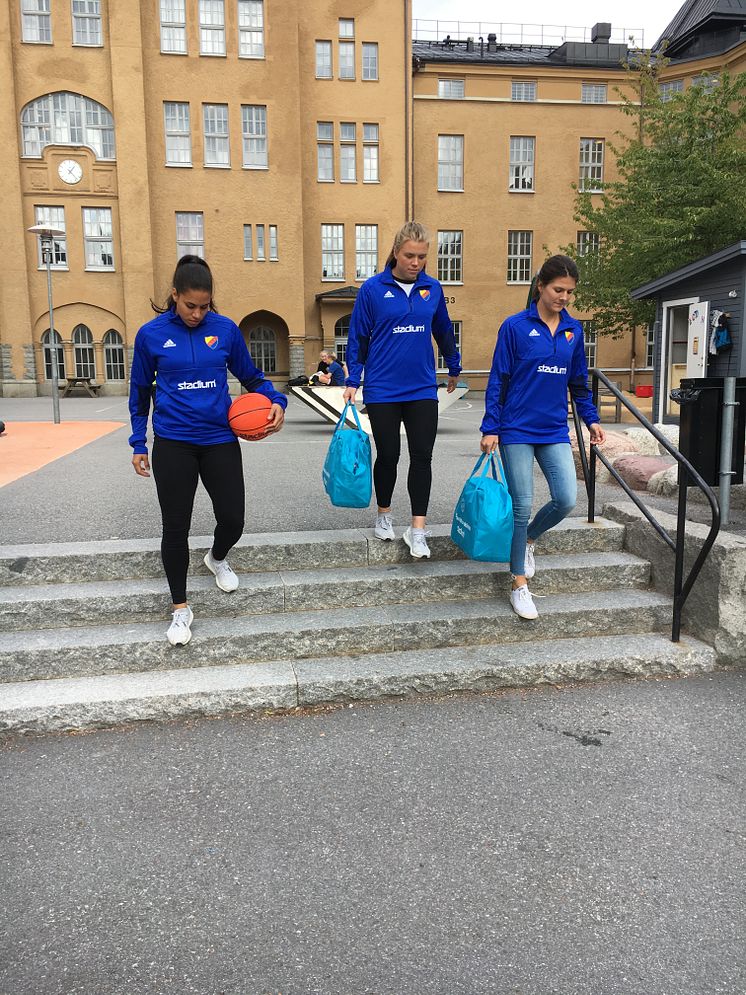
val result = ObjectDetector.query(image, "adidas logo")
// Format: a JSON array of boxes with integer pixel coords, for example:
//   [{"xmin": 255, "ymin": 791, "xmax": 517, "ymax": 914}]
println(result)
[
  {"xmin": 529, "ymin": 329, "xmax": 540, "ymax": 337},
  {"xmin": 163, "ymin": 338, "xmax": 176, "ymax": 348},
  {"xmin": 384, "ymin": 290, "xmax": 395, "ymax": 298}
]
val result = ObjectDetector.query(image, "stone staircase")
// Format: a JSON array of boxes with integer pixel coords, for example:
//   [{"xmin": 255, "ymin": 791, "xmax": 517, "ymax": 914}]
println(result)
[{"xmin": 0, "ymin": 518, "xmax": 717, "ymax": 733}]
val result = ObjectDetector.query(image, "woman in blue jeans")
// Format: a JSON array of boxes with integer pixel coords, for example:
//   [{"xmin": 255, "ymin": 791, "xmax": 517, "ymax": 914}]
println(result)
[{"xmin": 480, "ymin": 255, "xmax": 606, "ymax": 619}]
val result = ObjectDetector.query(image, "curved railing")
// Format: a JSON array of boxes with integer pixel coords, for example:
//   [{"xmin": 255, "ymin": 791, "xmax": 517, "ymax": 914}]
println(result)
[{"xmin": 571, "ymin": 369, "xmax": 720, "ymax": 642}]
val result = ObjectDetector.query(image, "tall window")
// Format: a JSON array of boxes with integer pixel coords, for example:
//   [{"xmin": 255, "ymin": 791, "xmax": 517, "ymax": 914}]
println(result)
[
  {"xmin": 241, "ymin": 105, "xmax": 267, "ymax": 168},
  {"xmin": 42, "ymin": 329, "xmax": 65, "ymax": 381},
  {"xmin": 203, "ymin": 104, "xmax": 230, "ymax": 166},
  {"xmin": 317, "ymin": 122, "xmax": 334, "ymax": 181},
  {"xmin": 362, "ymin": 43, "xmax": 378, "ymax": 80},
  {"xmin": 582, "ymin": 321, "xmax": 597, "ymax": 367},
  {"xmin": 72, "ymin": 324, "xmax": 95, "ymax": 378},
  {"xmin": 579, "ymin": 138, "xmax": 604, "ymax": 192},
  {"xmin": 103, "ymin": 330, "xmax": 125, "ymax": 380},
  {"xmin": 82, "ymin": 208, "xmax": 114, "ymax": 269},
  {"xmin": 199, "ymin": 0, "xmax": 225, "ymax": 55},
  {"xmin": 160, "ymin": 0, "xmax": 186, "ymax": 53},
  {"xmin": 340, "ymin": 122, "xmax": 356, "ymax": 182},
  {"xmin": 577, "ymin": 231, "xmax": 600, "ymax": 256},
  {"xmin": 437, "ymin": 320, "xmax": 462, "ymax": 369},
  {"xmin": 334, "ymin": 315, "xmax": 350, "ymax": 362},
  {"xmin": 256, "ymin": 224, "xmax": 265, "ymax": 260},
  {"xmin": 355, "ymin": 224, "xmax": 377, "ymax": 279},
  {"xmin": 438, "ymin": 79, "xmax": 464, "ymax": 98},
  {"xmin": 21, "ymin": 0, "xmax": 51, "ymax": 43},
  {"xmin": 238, "ymin": 0, "xmax": 264, "ymax": 58},
  {"xmin": 659, "ymin": 79, "xmax": 683, "ymax": 102},
  {"xmin": 511, "ymin": 80, "xmax": 536, "ymax": 101},
  {"xmin": 21, "ymin": 93, "xmax": 115, "ymax": 159},
  {"xmin": 339, "ymin": 41, "xmax": 355, "ymax": 78},
  {"xmin": 581, "ymin": 83, "xmax": 607, "ymax": 104},
  {"xmin": 509, "ymin": 136, "xmax": 535, "ymax": 191},
  {"xmin": 321, "ymin": 224, "xmax": 344, "ymax": 280},
  {"xmin": 269, "ymin": 224, "xmax": 278, "ymax": 260},
  {"xmin": 316, "ymin": 40, "xmax": 332, "ymax": 78},
  {"xmin": 363, "ymin": 123, "xmax": 379, "ymax": 182},
  {"xmin": 249, "ymin": 327, "xmax": 276, "ymax": 373},
  {"xmin": 243, "ymin": 224, "xmax": 252, "ymax": 259},
  {"xmin": 176, "ymin": 212, "xmax": 204, "ymax": 257},
  {"xmin": 72, "ymin": 1, "xmax": 101, "ymax": 46},
  {"xmin": 645, "ymin": 326, "xmax": 655, "ymax": 367},
  {"xmin": 34, "ymin": 206, "xmax": 67, "ymax": 268},
  {"xmin": 507, "ymin": 230, "xmax": 532, "ymax": 283},
  {"xmin": 164, "ymin": 102, "xmax": 191, "ymax": 165},
  {"xmin": 437, "ymin": 230, "xmax": 462, "ymax": 283},
  {"xmin": 437, "ymin": 135, "xmax": 464, "ymax": 191}
]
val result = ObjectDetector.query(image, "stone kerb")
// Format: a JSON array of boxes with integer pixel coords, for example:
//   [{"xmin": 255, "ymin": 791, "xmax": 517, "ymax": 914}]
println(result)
[{"xmin": 603, "ymin": 501, "xmax": 746, "ymax": 667}]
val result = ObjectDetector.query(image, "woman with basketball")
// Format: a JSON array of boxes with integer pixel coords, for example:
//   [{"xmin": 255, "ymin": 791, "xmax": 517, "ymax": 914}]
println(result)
[
  {"xmin": 343, "ymin": 221, "xmax": 461, "ymax": 559},
  {"xmin": 480, "ymin": 254, "xmax": 605, "ymax": 620},
  {"xmin": 129, "ymin": 255, "xmax": 286, "ymax": 646}
]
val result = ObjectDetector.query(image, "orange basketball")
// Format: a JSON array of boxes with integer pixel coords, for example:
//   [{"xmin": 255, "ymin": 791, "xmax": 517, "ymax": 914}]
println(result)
[{"xmin": 228, "ymin": 392, "xmax": 273, "ymax": 440}]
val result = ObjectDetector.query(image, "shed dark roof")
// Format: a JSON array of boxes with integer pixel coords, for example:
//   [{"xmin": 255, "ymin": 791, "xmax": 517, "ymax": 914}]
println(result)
[
  {"xmin": 654, "ymin": 0, "xmax": 746, "ymax": 51},
  {"xmin": 315, "ymin": 285, "xmax": 359, "ymax": 302},
  {"xmin": 630, "ymin": 241, "xmax": 746, "ymax": 298},
  {"xmin": 411, "ymin": 38, "xmax": 629, "ymax": 69}
]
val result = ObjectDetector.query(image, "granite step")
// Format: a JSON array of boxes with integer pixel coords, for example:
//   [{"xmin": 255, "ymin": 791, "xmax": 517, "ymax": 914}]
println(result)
[
  {"xmin": 0, "ymin": 518, "xmax": 625, "ymax": 587},
  {"xmin": 0, "ymin": 588, "xmax": 673, "ymax": 684},
  {"xmin": 0, "ymin": 551, "xmax": 650, "ymax": 632},
  {"xmin": 0, "ymin": 632, "xmax": 717, "ymax": 735}
]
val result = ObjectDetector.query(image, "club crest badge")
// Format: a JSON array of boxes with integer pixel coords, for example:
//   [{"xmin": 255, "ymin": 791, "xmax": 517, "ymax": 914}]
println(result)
[
  {"xmin": 419, "ymin": 288, "xmax": 431, "ymax": 301},
  {"xmin": 564, "ymin": 331, "xmax": 574, "ymax": 343},
  {"xmin": 204, "ymin": 336, "xmax": 218, "ymax": 349}
]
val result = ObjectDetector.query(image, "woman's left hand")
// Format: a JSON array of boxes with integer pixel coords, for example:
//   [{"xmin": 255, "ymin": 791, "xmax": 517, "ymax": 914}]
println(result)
[
  {"xmin": 589, "ymin": 423, "xmax": 606, "ymax": 445},
  {"xmin": 265, "ymin": 403, "xmax": 285, "ymax": 434},
  {"xmin": 446, "ymin": 376, "xmax": 459, "ymax": 394}
]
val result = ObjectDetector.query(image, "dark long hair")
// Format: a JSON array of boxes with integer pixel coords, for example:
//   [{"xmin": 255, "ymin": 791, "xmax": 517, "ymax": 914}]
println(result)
[
  {"xmin": 151, "ymin": 255, "xmax": 219, "ymax": 313},
  {"xmin": 532, "ymin": 254, "xmax": 579, "ymax": 301}
]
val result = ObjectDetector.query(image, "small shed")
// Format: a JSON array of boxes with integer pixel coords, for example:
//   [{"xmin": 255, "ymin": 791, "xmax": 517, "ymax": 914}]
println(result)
[{"xmin": 631, "ymin": 241, "xmax": 745, "ymax": 423}]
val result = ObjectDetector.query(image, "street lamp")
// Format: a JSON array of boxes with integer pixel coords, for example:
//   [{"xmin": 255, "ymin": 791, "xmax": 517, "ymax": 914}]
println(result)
[{"xmin": 27, "ymin": 223, "xmax": 66, "ymax": 424}]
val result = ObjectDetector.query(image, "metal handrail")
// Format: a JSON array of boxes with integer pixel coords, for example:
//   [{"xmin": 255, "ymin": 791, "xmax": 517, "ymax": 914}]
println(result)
[{"xmin": 572, "ymin": 369, "xmax": 721, "ymax": 642}]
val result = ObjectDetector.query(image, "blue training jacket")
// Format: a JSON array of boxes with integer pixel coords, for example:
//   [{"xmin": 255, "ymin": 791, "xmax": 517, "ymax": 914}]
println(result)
[
  {"xmin": 128, "ymin": 309, "xmax": 287, "ymax": 454},
  {"xmin": 345, "ymin": 265, "xmax": 461, "ymax": 403},
  {"xmin": 481, "ymin": 301, "xmax": 600, "ymax": 444}
]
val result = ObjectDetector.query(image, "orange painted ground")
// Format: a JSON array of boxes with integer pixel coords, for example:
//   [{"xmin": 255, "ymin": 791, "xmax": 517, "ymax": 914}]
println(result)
[{"xmin": 0, "ymin": 421, "xmax": 124, "ymax": 488}]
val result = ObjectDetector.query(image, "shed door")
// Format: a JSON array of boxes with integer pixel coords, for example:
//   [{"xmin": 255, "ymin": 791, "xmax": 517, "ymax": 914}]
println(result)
[{"xmin": 686, "ymin": 301, "xmax": 709, "ymax": 378}]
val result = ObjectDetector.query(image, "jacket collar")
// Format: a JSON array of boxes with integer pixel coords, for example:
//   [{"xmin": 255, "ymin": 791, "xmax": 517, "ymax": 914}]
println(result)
[
  {"xmin": 528, "ymin": 300, "xmax": 576, "ymax": 333},
  {"xmin": 380, "ymin": 263, "xmax": 431, "ymax": 289}
]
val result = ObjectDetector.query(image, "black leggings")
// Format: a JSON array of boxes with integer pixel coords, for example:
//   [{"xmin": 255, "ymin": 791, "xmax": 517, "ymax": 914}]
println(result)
[
  {"xmin": 365, "ymin": 400, "xmax": 438, "ymax": 517},
  {"xmin": 152, "ymin": 436, "xmax": 245, "ymax": 604}
]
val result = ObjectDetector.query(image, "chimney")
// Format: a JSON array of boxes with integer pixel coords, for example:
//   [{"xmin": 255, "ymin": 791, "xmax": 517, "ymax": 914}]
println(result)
[
  {"xmin": 591, "ymin": 22, "xmax": 612, "ymax": 43},
  {"xmin": 487, "ymin": 32, "xmax": 497, "ymax": 52}
]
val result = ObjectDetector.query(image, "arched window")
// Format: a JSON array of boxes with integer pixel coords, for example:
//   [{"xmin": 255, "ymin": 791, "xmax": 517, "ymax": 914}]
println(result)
[
  {"xmin": 72, "ymin": 324, "xmax": 95, "ymax": 378},
  {"xmin": 41, "ymin": 329, "xmax": 65, "ymax": 381},
  {"xmin": 249, "ymin": 326, "xmax": 276, "ymax": 373},
  {"xmin": 103, "ymin": 329, "xmax": 125, "ymax": 381},
  {"xmin": 334, "ymin": 314, "xmax": 351, "ymax": 364},
  {"xmin": 21, "ymin": 92, "xmax": 115, "ymax": 159}
]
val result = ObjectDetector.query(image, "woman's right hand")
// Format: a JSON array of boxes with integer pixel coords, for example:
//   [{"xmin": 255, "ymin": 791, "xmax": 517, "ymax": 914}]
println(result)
[
  {"xmin": 343, "ymin": 387, "xmax": 357, "ymax": 403},
  {"xmin": 132, "ymin": 453, "xmax": 151, "ymax": 477},
  {"xmin": 480, "ymin": 434, "xmax": 499, "ymax": 454}
]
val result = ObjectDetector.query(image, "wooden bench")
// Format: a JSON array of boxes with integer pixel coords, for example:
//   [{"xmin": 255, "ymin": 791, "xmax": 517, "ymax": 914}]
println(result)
[{"xmin": 60, "ymin": 377, "xmax": 102, "ymax": 398}]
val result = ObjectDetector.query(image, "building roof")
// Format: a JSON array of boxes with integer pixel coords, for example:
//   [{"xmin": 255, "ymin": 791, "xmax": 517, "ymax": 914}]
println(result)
[
  {"xmin": 315, "ymin": 285, "xmax": 359, "ymax": 302},
  {"xmin": 654, "ymin": 0, "xmax": 746, "ymax": 52},
  {"xmin": 630, "ymin": 241, "xmax": 746, "ymax": 298},
  {"xmin": 411, "ymin": 38, "xmax": 629, "ymax": 70}
]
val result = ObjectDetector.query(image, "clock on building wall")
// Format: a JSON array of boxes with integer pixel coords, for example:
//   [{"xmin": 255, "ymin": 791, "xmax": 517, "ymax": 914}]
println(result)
[{"xmin": 58, "ymin": 159, "xmax": 83, "ymax": 184}]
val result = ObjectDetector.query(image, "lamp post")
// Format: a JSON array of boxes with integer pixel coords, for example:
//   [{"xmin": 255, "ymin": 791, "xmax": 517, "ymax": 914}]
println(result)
[{"xmin": 27, "ymin": 224, "xmax": 66, "ymax": 424}]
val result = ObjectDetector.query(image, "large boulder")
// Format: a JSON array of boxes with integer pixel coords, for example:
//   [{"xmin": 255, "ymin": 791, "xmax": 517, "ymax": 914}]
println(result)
[
  {"xmin": 647, "ymin": 463, "xmax": 679, "ymax": 497},
  {"xmin": 622, "ymin": 427, "xmax": 660, "ymax": 456},
  {"xmin": 613, "ymin": 454, "xmax": 677, "ymax": 491},
  {"xmin": 570, "ymin": 427, "xmax": 638, "ymax": 484},
  {"xmin": 653, "ymin": 422, "xmax": 680, "ymax": 454}
]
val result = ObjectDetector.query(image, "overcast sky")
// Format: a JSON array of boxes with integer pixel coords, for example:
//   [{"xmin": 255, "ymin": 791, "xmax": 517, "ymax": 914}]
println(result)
[{"xmin": 411, "ymin": 0, "xmax": 678, "ymax": 49}]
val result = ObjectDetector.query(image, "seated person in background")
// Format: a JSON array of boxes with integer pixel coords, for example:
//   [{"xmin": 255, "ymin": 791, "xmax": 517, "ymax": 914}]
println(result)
[{"xmin": 312, "ymin": 351, "xmax": 346, "ymax": 386}]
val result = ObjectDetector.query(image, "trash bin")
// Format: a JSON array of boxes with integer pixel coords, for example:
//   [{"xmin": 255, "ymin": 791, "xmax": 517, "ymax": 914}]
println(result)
[{"xmin": 671, "ymin": 377, "xmax": 746, "ymax": 486}]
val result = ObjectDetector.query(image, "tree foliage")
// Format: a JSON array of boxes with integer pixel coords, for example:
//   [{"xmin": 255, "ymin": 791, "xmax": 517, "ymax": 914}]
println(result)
[{"xmin": 563, "ymin": 59, "xmax": 746, "ymax": 337}]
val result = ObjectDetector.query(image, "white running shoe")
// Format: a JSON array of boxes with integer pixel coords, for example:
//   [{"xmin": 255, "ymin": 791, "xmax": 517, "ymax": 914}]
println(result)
[
  {"xmin": 204, "ymin": 551, "xmax": 239, "ymax": 592},
  {"xmin": 524, "ymin": 542, "xmax": 536, "ymax": 580},
  {"xmin": 403, "ymin": 526, "xmax": 431, "ymax": 559},
  {"xmin": 374, "ymin": 512, "xmax": 395, "ymax": 541},
  {"xmin": 510, "ymin": 583, "xmax": 538, "ymax": 620},
  {"xmin": 167, "ymin": 606, "xmax": 194, "ymax": 646}
]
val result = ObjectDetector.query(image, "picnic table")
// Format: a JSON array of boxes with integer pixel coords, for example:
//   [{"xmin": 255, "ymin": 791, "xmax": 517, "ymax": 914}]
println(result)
[{"xmin": 60, "ymin": 377, "xmax": 102, "ymax": 398}]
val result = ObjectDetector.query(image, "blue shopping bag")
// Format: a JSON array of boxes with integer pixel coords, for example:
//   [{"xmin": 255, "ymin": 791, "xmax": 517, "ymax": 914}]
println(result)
[
  {"xmin": 451, "ymin": 453, "xmax": 514, "ymax": 562},
  {"xmin": 322, "ymin": 401, "xmax": 372, "ymax": 508}
]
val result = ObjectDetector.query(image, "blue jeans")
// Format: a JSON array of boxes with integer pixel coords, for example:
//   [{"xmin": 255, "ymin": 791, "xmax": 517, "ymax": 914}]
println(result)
[{"xmin": 499, "ymin": 443, "xmax": 577, "ymax": 576}]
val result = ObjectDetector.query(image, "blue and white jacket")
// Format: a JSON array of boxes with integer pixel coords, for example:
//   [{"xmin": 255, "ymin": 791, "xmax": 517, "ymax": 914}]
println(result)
[
  {"xmin": 345, "ymin": 265, "xmax": 461, "ymax": 404},
  {"xmin": 481, "ymin": 301, "xmax": 600, "ymax": 444},
  {"xmin": 128, "ymin": 309, "xmax": 287, "ymax": 454}
]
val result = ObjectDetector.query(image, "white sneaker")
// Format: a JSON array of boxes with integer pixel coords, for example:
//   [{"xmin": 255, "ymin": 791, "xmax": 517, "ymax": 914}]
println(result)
[
  {"xmin": 510, "ymin": 584, "xmax": 538, "ymax": 620},
  {"xmin": 524, "ymin": 543, "xmax": 536, "ymax": 579},
  {"xmin": 204, "ymin": 551, "xmax": 239, "ymax": 592},
  {"xmin": 167, "ymin": 606, "xmax": 194, "ymax": 646},
  {"xmin": 403, "ymin": 526, "xmax": 431, "ymax": 559},
  {"xmin": 374, "ymin": 512, "xmax": 395, "ymax": 541}
]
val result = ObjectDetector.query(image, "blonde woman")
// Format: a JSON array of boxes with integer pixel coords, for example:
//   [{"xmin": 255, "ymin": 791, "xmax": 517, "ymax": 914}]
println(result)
[{"xmin": 343, "ymin": 222, "xmax": 461, "ymax": 558}]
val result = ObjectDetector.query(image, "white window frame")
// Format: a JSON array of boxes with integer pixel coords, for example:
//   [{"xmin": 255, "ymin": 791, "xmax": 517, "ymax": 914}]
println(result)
[
  {"xmin": 71, "ymin": 0, "xmax": 102, "ymax": 46},
  {"xmin": 21, "ymin": 0, "xmax": 52, "ymax": 44},
  {"xmin": 203, "ymin": 103, "xmax": 230, "ymax": 167},
  {"xmin": 316, "ymin": 40, "xmax": 332, "ymax": 78},
  {"xmin": 338, "ymin": 40, "xmax": 355, "ymax": 79},
  {"xmin": 241, "ymin": 105, "xmax": 267, "ymax": 169},
  {"xmin": 72, "ymin": 323, "xmax": 96, "ymax": 378},
  {"xmin": 581, "ymin": 83, "xmax": 607, "ymax": 104},
  {"xmin": 438, "ymin": 79, "xmax": 465, "ymax": 99},
  {"xmin": 511, "ymin": 80, "xmax": 536, "ymax": 102},
  {"xmin": 249, "ymin": 326, "xmax": 276, "ymax": 373},
  {"xmin": 82, "ymin": 207, "xmax": 114, "ymax": 270},
  {"xmin": 355, "ymin": 224, "xmax": 377, "ymax": 280},
  {"xmin": 238, "ymin": 0, "xmax": 264, "ymax": 58},
  {"xmin": 437, "ymin": 320, "xmax": 461, "ymax": 370},
  {"xmin": 103, "ymin": 329, "xmax": 125, "ymax": 380},
  {"xmin": 42, "ymin": 329, "xmax": 66, "ymax": 381},
  {"xmin": 437, "ymin": 134, "xmax": 464, "ymax": 192},
  {"xmin": 199, "ymin": 0, "xmax": 226, "ymax": 56},
  {"xmin": 363, "ymin": 123, "xmax": 379, "ymax": 183},
  {"xmin": 256, "ymin": 224, "xmax": 265, "ymax": 261},
  {"xmin": 243, "ymin": 224, "xmax": 252, "ymax": 259},
  {"xmin": 338, "ymin": 18, "xmax": 354, "ymax": 37},
  {"xmin": 164, "ymin": 102, "xmax": 192, "ymax": 166},
  {"xmin": 321, "ymin": 223, "xmax": 344, "ymax": 281},
  {"xmin": 176, "ymin": 211, "xmax": 204, "ymax": 258},
  {"xmin": 579, "ymin": 138, "xmax": 604, "ymax": 193},
  {"xmin": 645, "ymin": 326, "xmax": 656, "ymax": 368},
  {"xmin": 34, "ymin": 206, "xmax": 67, "ymax": 269},
  {"xmin": 21, "ymin": 92, "xmax": 115, "ymax": 159},
  {"xmin": 507, "ymin": 230, "xmax": 532, "ymax": 284},
  {"xmin": 160, "ymin": 0, "xmax": 187, "ymax": 54},
  {"xmin": 437, "ymin": 230, "xmax": 462, "ymax": 284},
  {"xmin": 509, "ymin": 136, "xmax": 535, "ymax": 192},
  {"xmin": 577, "ymin": 231, "xmax": 600, "ymax": 256},
  {"xmin": 269, "ymin": 225, "xmax": 278, "ymax": 261},
  {"xmin": 582, "ymin": 321, "xmax": 597, "ymax": 367},
  {"xmin": 340, "ymin": 122, "xmax": 356, "ymax": 183},
  {"xmin": 659, "ymin": 79, "xmax": 683, "ymax": 102},
  {"xmin": 362, "ymin": 42, "xmax": 378, "ymax": 81},
  {"xmin": 317, "ymin": 121, "xmax": 334, "ymax": 182}
]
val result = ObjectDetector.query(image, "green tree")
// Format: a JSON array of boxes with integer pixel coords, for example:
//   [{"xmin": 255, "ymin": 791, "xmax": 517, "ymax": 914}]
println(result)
[{"xmin": 564, "ymin": 61, "xmax": 746, "ymax": 338}]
